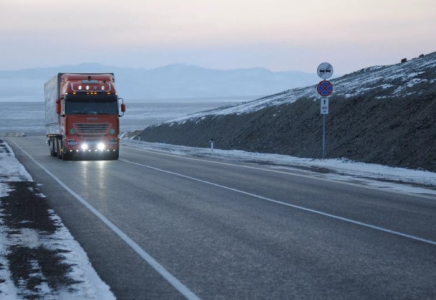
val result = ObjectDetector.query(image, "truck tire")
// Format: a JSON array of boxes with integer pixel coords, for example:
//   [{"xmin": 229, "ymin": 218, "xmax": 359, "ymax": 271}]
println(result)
[
  {"xmin": 62, "ymin": 150, "xmax": 71, "ymax": 161},
  {"xmin": 61, "ymin": 142, "xmax": 71, "ymax": 160},
  {"xmin": 54, "ymin": 137, "xmax": 59, "ymax": 157},
  {"xmin": 50, "ymin": 139, "xmax": 56, "ymax": 156},
  {"xmin": 57, "ymin": 139, "xmax": 63, "ymax": 159},
  {"xmin": 107, "ymin": 150, "xmax": 119, "ymax": 160}
]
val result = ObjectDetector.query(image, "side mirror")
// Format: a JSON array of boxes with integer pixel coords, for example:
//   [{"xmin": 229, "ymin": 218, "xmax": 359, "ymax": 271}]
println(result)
[
  {"xmin": 118, "ymin": 98, "xmax": 125, "ymax": 117},
  {"xmin": 56, "ymin": 99, "xmax": 61, "ymax": 115}
]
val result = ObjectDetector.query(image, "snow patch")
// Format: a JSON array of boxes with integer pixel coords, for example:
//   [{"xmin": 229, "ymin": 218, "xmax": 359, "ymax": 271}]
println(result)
[
  {"xmin": 0, "ymin": 141, "xmax": 32, "ymax": 182},
  {"xmin": 8, "ymin": 228, "xmax": 42, "ymax": 249},
  {"xmin": 0, "ymin": 215, "xmax": 19, "ymax": 300}
]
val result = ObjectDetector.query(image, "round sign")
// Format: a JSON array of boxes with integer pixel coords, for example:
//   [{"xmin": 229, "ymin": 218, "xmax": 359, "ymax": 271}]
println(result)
[
  {"xmin": 317, "ymin": 62, "xmax": 334, "ymax": 79},
  {"xmin": 317, "ymin": 80, "xmax": 333, "ymax": 97}
]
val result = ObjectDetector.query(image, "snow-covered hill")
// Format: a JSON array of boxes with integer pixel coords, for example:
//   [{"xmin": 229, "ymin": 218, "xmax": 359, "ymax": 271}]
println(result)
[
  {"xmin": 163, "ymin": 52, "xmax": 436, "ymax": 124},
  {"xmin": 140, "ymin": 51, "xmax": 436, "ymax": 171}
]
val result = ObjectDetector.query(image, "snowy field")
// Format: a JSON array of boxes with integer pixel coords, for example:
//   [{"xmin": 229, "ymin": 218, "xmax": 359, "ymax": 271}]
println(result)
[
  {"xmin": 121, "ymin": 138, "xmax": 436, "ymax": 199},
  {"xmin": 0, "ymin": 139, "xmax": 115, "ymax": 300}
]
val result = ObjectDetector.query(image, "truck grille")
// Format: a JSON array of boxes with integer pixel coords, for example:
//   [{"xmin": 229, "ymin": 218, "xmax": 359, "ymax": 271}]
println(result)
[{"xmin": 74, "ymin": 123, "xmax": 111, "ymax": 134}]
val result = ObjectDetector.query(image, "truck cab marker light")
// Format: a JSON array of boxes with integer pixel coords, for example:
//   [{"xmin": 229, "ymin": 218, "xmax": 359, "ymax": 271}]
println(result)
[
  {"xmin": 86, "ymin": 85, "xmax": 90, "ymax": 90},
  {"xmin": 78, "ymin": 86, "xmax": 82, "ymax": 90}
]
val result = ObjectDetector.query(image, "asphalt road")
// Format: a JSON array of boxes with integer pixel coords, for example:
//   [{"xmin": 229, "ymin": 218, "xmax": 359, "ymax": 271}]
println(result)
[{"xmin": 7, "ymin": 136, "xmax": 436, "ymax": 300}]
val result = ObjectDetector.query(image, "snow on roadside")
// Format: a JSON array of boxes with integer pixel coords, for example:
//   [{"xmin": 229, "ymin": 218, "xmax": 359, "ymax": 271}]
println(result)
[
  {"xmin": 0, "ymin": 139, "xmax": 115, "ymax": 300},
  {"xmin": 122, "ymin": 139, "xmax": 436, "ymax": 199},
  {"xmin": 0, "ymin": 139, "xmax": 32, "ymax": 299}
]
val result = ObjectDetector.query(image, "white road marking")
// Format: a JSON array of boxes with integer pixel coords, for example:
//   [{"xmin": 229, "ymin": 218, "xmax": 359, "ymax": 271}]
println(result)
[
  {"xmin": 12, "ymin": 141, "xmax": 202, "ymax": 300},
  {"xmin": 120, "ymin": 158, "xmax": 436, "ymax": 247},
  {"xmin": 123, "ymin": 144, "xmax": 436, "ymax": 201}
]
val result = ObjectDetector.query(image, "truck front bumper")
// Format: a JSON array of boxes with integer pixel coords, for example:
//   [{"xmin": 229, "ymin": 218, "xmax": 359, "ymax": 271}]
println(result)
[{"xmin": 64, "ymin": 138, "xmax": 119, "ymax": 154}]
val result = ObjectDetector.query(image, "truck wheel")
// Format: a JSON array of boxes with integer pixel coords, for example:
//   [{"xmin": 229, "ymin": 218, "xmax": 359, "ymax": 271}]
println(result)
[
  {"xmin": 108, "ymin": 151, "xmax": 119, "ymax": 160},
  {"xmin": 61, "ymin": 142, "xmax": 71, "ymax": 160},
  {"xmin": 50, "ymin": 139, "xmax": 56, "ymax": 156},
  {"xmin": 62, "ymin": 151, "xmax": 71, "ymax": 161},
  {"xmin": 57, "ymin": 139, "xmax": 63, "ymax": 159},
  {"xmin": 54, "ymin": 138, "xmax": 60, "ymax": 157}
]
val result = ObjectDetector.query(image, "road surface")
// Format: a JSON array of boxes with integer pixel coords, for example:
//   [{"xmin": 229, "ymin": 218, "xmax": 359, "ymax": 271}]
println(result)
[{"xmin": 7, "ymin": 136, "xmax": 436, "ymax": 300}]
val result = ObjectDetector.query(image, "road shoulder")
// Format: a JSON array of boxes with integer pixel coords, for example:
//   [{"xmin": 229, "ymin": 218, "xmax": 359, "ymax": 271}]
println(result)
[{"xmin": 0, "ymin": 138, "xmax": 115, "ymax": 300}]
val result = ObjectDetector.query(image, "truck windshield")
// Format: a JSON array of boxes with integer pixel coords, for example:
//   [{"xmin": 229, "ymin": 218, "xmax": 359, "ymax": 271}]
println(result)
[{"xmin": 65, "ymin": 99, "xmax": 118, "ymax": 115}]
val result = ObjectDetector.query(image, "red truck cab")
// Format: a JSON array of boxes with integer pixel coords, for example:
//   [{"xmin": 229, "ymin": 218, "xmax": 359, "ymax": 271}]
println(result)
[{"xmin": 45, "ymin": 73, "xmax": 125, "ymax": 160}]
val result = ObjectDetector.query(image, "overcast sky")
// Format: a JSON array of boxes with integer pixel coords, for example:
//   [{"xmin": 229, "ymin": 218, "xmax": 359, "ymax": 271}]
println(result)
[{"xmin": 1, "ymin": 0, "xmax": 435, "ymax": 73}]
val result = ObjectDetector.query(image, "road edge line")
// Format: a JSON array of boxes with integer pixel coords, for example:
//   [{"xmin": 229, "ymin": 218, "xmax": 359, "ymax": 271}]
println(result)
[
  {"xmin": 120, "ymin": 158, "xmax": 436, "ymax": 247},
  {"xmin": 122, "ymin": 143, "xmax": 436, "ymax": 201},
  {"xmin": 12, "ymin": 141, "xmax": 202, "ymax": 300}
]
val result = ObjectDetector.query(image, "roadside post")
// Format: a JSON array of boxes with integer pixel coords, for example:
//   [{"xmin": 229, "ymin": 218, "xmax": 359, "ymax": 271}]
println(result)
[
  {"xmin": 316, "ymin": 63, "xmax": 334, "ymax": 159},
  {"xmin": 209, "ymin": 139, "xmax": 214, "ymax": 152}
]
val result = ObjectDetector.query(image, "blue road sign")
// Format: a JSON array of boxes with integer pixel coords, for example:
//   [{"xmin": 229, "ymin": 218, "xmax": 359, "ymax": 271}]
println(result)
[{"xmin": 317, "ymin": 80, "xmax": 333, "ymax": 97}]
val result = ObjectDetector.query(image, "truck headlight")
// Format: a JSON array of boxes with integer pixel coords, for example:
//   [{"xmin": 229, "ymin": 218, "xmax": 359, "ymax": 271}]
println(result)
[
  {"xmin": 81, "ymin": 143, "xmax": 89, "ymax": 151},
  {"xmin": 97, "ymin": 143, "xmax": 105, "ymax": 151}
]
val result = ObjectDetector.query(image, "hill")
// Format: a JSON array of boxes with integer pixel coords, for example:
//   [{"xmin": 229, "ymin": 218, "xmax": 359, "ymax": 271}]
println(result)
[
  {"xmin": 139, "ymin": 52, "xmax": 436, "ymax": 171},
  {"xmin": 0, "ymin": 64, "xmax": 318, "ymax": 101}
]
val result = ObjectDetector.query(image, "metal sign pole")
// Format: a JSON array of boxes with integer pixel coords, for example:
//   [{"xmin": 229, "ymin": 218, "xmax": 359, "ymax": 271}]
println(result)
[
  {"xmin": 317, "ymin": 62, "xmax": 333, "ymax": 160},
  {"xmin": 322, "ymin": 114, "xmax": 326, "ymax": 159},
  {"xmin": 319, "ymin": 97, "xmax": 329, "ymax": 158}
]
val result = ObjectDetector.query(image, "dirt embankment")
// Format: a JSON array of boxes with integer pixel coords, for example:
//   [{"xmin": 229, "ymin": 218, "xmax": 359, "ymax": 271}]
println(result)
[{"xmin": 139, "ymin": 86, "xmax": 436, "ymax": 171}]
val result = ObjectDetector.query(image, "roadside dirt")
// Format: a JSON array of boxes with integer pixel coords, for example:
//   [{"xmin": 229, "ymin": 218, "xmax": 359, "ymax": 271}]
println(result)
[
  {"xmin": 139, "ymin": 83, "xmax": 436, "ymax": 172},
  {"xmin": 0, "ymin": 181, "xmax": 80, "ymax": 299}
]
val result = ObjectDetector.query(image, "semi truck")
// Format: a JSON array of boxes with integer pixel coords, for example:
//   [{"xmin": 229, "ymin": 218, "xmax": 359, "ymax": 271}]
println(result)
[{"xmin": 45, "ymin": 73, "xmax": 126, "ymax": 160}]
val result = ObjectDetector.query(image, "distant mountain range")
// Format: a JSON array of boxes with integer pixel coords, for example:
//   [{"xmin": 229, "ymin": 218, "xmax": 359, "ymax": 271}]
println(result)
[{"xmin": 0, "ymin": 63, "xmax": 319, "ymax": 102}]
